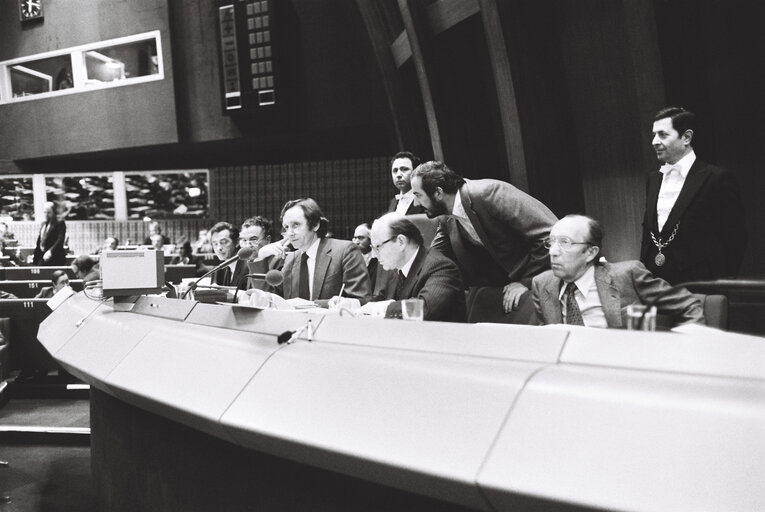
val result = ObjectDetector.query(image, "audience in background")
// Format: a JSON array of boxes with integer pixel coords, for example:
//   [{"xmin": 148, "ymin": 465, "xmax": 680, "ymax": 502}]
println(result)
[
  {"xmin": 149, "ymin": 233, "xmax": 165, "ymax": 252},
  {"xmin": 0, "ymin": 239, "xmax": 22, "ymax": 266},
  {"xmin": 532, "ymin": 214, "xmax": 704, "ymax": 328},
  {"xmin": 33, "ymin": 202, "xmax": 67, "ymax": 266},
  {"xmin": 411, "ymin": 161, "xmax": 556, "ymax": 323},
  {"xmin": 35, "ymin": 270, "xmax": 70, "ymax": 299},
  {"xmin": 387, "ymin": 151, "xmax": 426, "ymax": 215},
  {"xmin": 0, "ymin": 221, "xmax": 17, "ymax": 245},
  {"xmin": 71, "ymin": 255, "xmax": 100, "ymax": 283}
]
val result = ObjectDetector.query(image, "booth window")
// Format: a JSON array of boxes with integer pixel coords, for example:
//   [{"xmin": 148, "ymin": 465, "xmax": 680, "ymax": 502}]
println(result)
[{"xmin": 0, "ymin": 31, "xmax": 163, "ymax": 104}]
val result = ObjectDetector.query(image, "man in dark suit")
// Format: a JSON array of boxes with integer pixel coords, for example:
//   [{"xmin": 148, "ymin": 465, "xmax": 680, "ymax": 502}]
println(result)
[
  {"xmin": 33, "ymin": 202, "xmax": 67, "ymax": 266},
  {"xmin": 641, "ymin": 107, "xmax": 747, "ymax": 285},
  {"xmin": 411, "ymin": 161, "xmax": 557, "ymax": 323},
  {"xmin": 533, "ymin": 214, "xmax": 703, "ymax": 327},
  {"xmin": 352, "ymin": 223, "xmax": 381, "ymax": 292},
  {"xmin": 363, "ymin": 213, "xmax": 465, "ymax": 322},
  {"xmin": 35, "ymin": 270, "xmax": 70, "ymax": 299},
  {"xmin": 209, "ymin": 222, "xmax": 248, "ymax": 287},
  {"xmin": 387, "ymin": 151, "xmax": 426, "ymax": 215},
  {"xmin": 261, "ymin": 198, "xmax": 370, "ymax": 305}
]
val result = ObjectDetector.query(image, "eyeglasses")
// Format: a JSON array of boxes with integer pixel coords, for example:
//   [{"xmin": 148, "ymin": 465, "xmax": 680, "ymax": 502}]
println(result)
[
  {"xmin": 372, "ymin": 235, "xmax": 397, "ymax": 252},
  {"xmin": 240, "ymin": 236, "xmax": 266, "ymax": 245},
  {"xmin": 544, "ymin": 236, "xmax": 591, "ymax": 250}
]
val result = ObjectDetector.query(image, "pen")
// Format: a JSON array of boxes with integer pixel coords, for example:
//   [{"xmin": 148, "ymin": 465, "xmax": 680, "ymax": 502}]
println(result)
[{"xmin": 338, "ymin": 283, "xmax": 346, "ymax": 298}]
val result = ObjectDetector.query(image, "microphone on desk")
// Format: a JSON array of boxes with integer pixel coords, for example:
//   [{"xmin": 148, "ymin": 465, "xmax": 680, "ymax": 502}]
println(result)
[
  {"xmin": 637, "ymin": 278, "xmax": 765, "ymax": 329},
  {"xmin": 232, "ymin": 269, "xmax": 284, "ymax": 303},
  {"xmin": 181, "ymin": 246, "xmax": 256, "ymax": 299}
]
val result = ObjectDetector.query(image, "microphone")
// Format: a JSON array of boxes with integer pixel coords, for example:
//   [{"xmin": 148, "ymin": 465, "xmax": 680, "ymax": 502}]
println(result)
[
  {"xmin": 232, "ymin": 269, "xmax": 284, "ymax": 303},
  {"xmin": 638, "ymin": 278, "xmax": 765, "ymax": 329},
  {"xmin": 181, "ymin": 246, "xmax": 256, "ymax": 299}
]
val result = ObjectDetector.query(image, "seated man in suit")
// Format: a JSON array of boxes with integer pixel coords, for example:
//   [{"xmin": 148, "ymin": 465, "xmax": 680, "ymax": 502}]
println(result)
[
  {"xmin": 360, "ymin": 213, "xmax": 465, "ymax": 321},
  {"xmin": 209, "ymin": 221, "xmax": 249, "ymax": 287},
  {"xmin": 531, "ymin": 214, "xmax": 704, "ymax": 328},
  {"xmin": 71, "ymin": 255, "xmax": 100, "ymax": 284},
  {"xmin": 352, "ymin": 223, "xmax": 380, "ymax": 292},
  {"xmin": 35, "ymin": 270, "xmax": 70, "ymax": 299},
  {"xmin": 259, "ymin": 198, "xmax": 370, "ymax": 305}
]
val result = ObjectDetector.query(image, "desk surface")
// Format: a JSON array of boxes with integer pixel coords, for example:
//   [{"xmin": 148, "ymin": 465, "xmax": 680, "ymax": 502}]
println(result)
[{"xmin": 38, "ymin": 294, "xmax": 765, "ymax": 512}]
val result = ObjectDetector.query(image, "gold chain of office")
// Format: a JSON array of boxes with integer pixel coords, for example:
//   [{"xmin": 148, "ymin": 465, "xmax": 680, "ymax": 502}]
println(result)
[{"xmin": 650, "ymin": 222, "xmax": 679, "ymax": 267}]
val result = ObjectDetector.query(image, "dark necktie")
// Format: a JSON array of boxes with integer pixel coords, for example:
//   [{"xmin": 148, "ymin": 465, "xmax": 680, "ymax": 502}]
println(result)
[
  {"xmin": 563, "ymin": 282, "xmax": 584, "ymax": 326},
  {"xmin": 219, "ymin": 267, "xmax": 231, "ymax": 286},
  {"xmin": 394, "ymin": 270, "xmax": 406, "ymax": 300},
  {"xmin": 298, "ymin": 252, "xmax": 310, "ymax": 300}
]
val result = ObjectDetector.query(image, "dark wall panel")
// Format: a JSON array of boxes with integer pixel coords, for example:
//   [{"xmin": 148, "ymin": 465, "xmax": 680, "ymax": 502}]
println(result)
[{"xmin": 210, "ymin": 156, "xmax": 392, "ymax": 240}]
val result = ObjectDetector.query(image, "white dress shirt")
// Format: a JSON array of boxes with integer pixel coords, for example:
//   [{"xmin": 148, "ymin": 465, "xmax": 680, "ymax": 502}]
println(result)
[
  {"xmin": 394, "ymin": 190, "xmax": 416, "ymax": 215},
  {"xmin": 657, "ymin": 150, "xmax": 695, "ymax": 232},
  {"xmin": 303, "ymin": 238, "xmax": 321, "ymax": 299},
  {"xmin": 399, "ymin": 248, "xmax": 419, "ymax": 278},
  {"xmin": 451, "ymin": 191, "xmax": 483, "ymax": 246},
  {"xmin": 557, "ymin": 265, "xmax": 607, "ymax": 328}
]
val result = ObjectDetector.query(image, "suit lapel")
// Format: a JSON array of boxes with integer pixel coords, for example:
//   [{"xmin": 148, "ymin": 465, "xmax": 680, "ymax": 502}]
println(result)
[
  {"xmin": 287, "ymin": 252, "xmax": 301, "ymax": 299},
  {"xmin": 446, "ymin": 217, "xmax": 469, "ymax": 265},
  {"xmin": 312, "ymin": 238, "xmax": 331, "ymax": 300},
  {"xmin": 594, "ymin": 265, "xmax": 622, "ymax": 328},
  {"xmin": 662, "ymin": 159, "xmax": 710, "ymax": 236},
  {"xmin": 400, "ymin": 247, "xmax": 426, "ymax": 298},
  {"xmin": 542, "ymin": 277, "xmax": 563, "ymax": 323}
]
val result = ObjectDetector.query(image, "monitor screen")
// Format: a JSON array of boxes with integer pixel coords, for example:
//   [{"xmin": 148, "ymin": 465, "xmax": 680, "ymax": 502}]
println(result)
[{"xmin": 101, "ymin": 250, "xmax": 164, "ymax": 297}]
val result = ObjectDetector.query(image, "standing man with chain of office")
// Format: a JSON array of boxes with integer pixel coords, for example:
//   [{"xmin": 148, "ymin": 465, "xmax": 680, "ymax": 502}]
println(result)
[{"xmin": 641, "ymin": 107, "xmax": 747, "ymax": 285}]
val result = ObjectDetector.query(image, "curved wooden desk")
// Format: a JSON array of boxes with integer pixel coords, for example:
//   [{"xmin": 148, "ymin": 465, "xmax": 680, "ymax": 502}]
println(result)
[{"xmin": 38, "ymin": 294, "xmax": 765, "ymax": 512}]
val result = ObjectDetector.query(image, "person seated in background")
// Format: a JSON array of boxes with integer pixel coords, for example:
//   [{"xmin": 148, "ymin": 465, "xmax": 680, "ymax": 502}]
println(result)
[
  {"xmin": 209, "ymin": 221, "xmax": 249, "ymax": 287},
  {"xmin": 35, "ymin": 270, "xmax": 70, "ymax": 299},
  {"xmin": 531, "ymin": 214, "xmax": 704, "ymax": 328},
  {"xmin": 357, "ymin": 213, "xmax": 465, "ymax": 321},
  {"xmin": 0, "ymin": 221, "xmax": 16, "ymax": 245},
  {"xmin": 169, "ymin": 236, "xmax": 195, "ymax": 265},
  {"xmin": 192, "ymin": 229, "xmax": 213, "ymax": 254},
  {"xmin": 71, "ymin": 255, "xmax": 100, "ymax": 284},
  {"xmin": 352, "ymin": 223, "xmax": 380, "ymax": 292},
  {"xmin": 96, "ymin": 236, "xmax": 119, "ymax": 253},
  {"xmin": 0, "ymin": 239, "xmax": 22, "ymax": 266},
  {"xmin": 258, "ymin": 198, "xmax": 370, "ymax": 304},
  {"xmin": 142, "ymin": 221, "xmax": 170, "ymax": 246},
  {"xmin": 240, "ymin": 216, "xmax": 278, "ymax": 291},
  {"xmin": 149, "ymin": 233, "xmax": 165, "ymax": 252}
]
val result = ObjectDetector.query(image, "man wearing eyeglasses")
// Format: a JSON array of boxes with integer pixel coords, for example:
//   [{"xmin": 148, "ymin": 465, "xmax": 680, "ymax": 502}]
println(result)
[
  {"xmin": 360, "ymin": 213, "xmax": 465, "ymax": 321},
  {"xmin": 241, "ymin": 216, "xmax": 277, "ymax": 291},
  {"xmin": 209, "ymin": 221, "xmax": 248, "ymax": 287},
  {"xmin": 531, "ymin": 214, "xmax": 703, "ymax": 327}
]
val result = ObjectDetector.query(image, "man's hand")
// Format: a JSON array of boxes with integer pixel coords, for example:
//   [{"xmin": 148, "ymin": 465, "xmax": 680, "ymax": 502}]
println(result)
[
  {"xmin": 257, "ymin": 238, "xmax": 290, "ymax": 260},
  {"xmin": 502, "ymin": 282, "xmax": 528, "ymax": 313},
  {"xmin": 328, "ymin": 296, "xmax": 361, "ymax": 311},
  {"xmin": 43, "ymin": 250, "xmax": 52, "ymax": 261}
]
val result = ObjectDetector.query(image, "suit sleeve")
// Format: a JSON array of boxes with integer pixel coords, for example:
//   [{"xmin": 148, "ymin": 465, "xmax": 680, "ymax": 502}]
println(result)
[
  {"xmin": 630, "ymin": 262, "xmax": 705, "ymax": 325},
  {"xmin": 50, "ymin": 221, "xmax": 66, "ymax": 253},
  {"xmin": 340, "ymin": 244, "xmax": 371, "ymax": 303},
  {"xmin": 410, "ymin": 258, "xmax": 465, "ymax": 321}
]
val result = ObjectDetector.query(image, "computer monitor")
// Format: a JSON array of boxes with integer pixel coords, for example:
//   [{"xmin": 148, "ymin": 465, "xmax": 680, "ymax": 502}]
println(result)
[{"xmin": 101, "ymin": 250, "xmax": 164, "ymax": 298}]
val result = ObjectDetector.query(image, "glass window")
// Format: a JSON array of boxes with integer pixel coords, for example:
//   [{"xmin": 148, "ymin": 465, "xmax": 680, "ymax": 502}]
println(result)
[
  {"xmin": 125, "ymin": 171, "xmax": 209, "ymax": 219},
  {"xmin": 10, "ymin": 54, "xmax": 72, "ymax": 98},
  {"xmin": 0, "ymin": 177, "xmax": 34, "ymax": 220},
  {"xmin": 83, "ymin": 39, "xmax": 159, "ymax": 86},
  {"xmin": 46, "ymin": 175, "xmax": 115, "ymax": 220}
]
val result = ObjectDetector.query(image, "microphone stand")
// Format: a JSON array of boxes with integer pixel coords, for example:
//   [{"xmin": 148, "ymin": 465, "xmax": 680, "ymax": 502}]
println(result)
[{"xmin": 181, "ymin": 247, "xmax": 255, "ymax": 299}]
